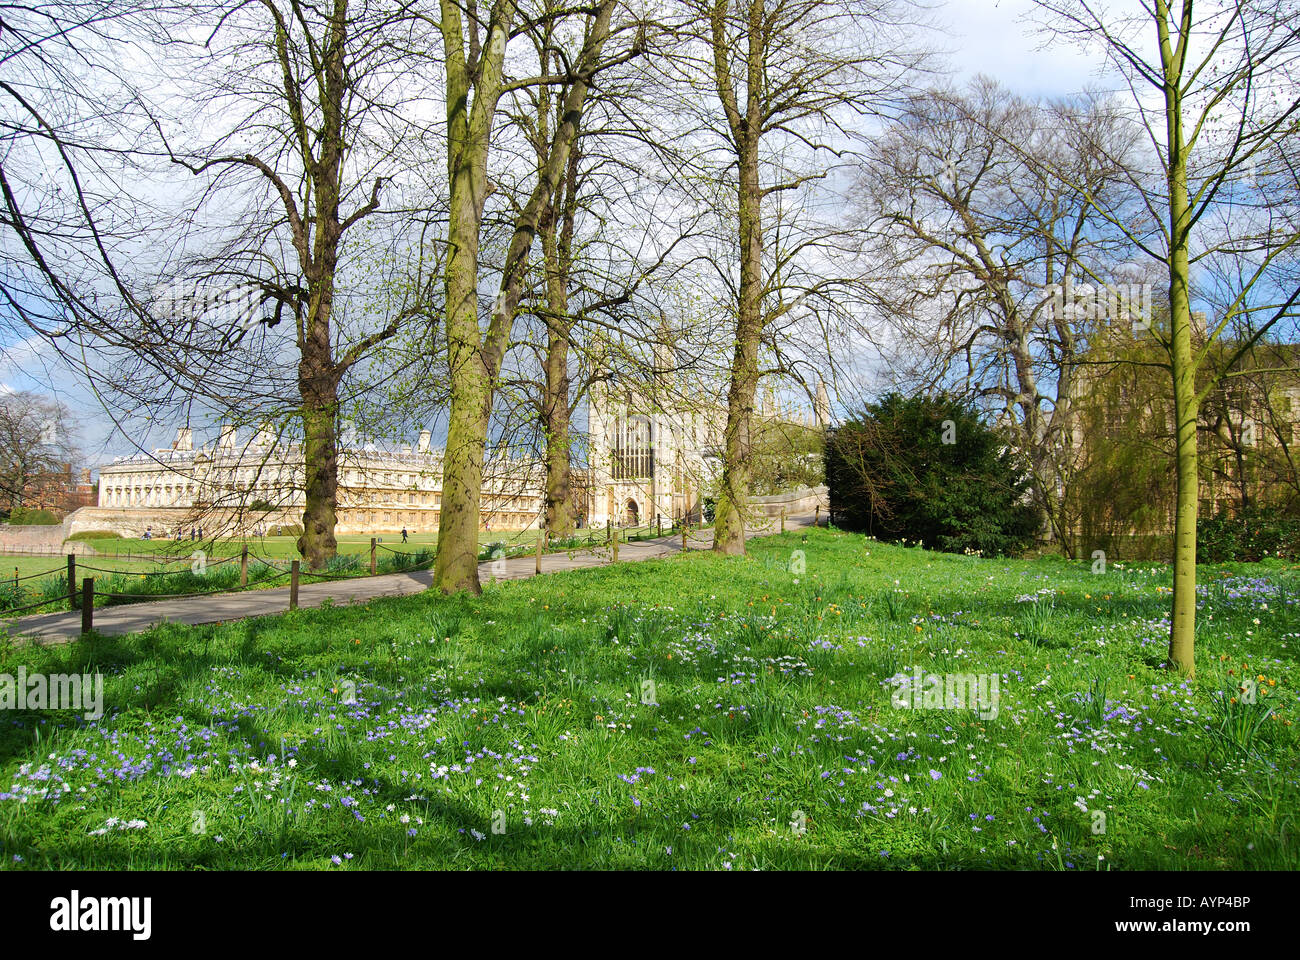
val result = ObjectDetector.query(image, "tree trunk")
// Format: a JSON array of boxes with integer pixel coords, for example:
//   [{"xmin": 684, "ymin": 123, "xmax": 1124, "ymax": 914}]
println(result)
[
  {"xmin": 431, "ymin": 0, "xmax": 609, "ymax": 593},
  {"xmin": 434, "ymin": 178, "xmax": 490, "ymax": 594},
  {"xmin": 540, "ymin": 148, "xmax": 577, "ymax": 537},
  {"xmin": 542, "ymin": 318, "xmax": 574, "ymax": 535},
  {"xmin": 1163, "ymin": 9, "xmax": 1196, "ymax": 678},
  {"xmin": 297, "ymin": 391, "xmax": 339, "ymax": 570},
  {"xmin": 711, "ymin": 0, "xmax": 765, "ymax": 556},
  {"xmin": 297, "ymin": 278, "xmax": 340, "ymax": 570},
  {"xmin": 714, "ymin": 127, "xmax": 763, "ymax": 555},
  {"xmin": 1168, "ymin": 236, "xmax": 1197, "ymax": 678}
]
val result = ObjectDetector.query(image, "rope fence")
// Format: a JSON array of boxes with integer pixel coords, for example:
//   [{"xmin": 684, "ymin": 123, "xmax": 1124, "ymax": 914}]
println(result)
[
  {"xmin": 6, "ymin": 565, "xmax": 67, "ymax": 583},
  {"xmin": 0, "ymin": 595, "xmax": 72, "ymax": 617},
  {"xmin": 0, "ymin": 514, "xmax": 806, "ymax": 631}
]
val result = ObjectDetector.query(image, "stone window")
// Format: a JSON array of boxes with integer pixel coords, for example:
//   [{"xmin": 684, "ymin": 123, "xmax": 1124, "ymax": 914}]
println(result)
[{"xmin": 611, "ymin": 415, "xmax": 653, "ymax": 479}]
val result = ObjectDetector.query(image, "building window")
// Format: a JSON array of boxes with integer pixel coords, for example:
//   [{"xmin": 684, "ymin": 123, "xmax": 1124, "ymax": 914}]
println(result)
[{"xmin": 612, "ymin": 415, "xmax": 653, "ymax": 479}]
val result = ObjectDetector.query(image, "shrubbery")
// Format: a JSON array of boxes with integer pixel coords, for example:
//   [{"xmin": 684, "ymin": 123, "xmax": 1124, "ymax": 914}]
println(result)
[
  {"xmin": 826, "ymin": 392, "xmax": 1041, "ymax": 557},
  {"xmin": 5, "ymin": 507, "xmax": 60, "ymax": 525},
  {"xmin": 1197, "ymin": 505, "xmax": 1300, "ymax": 562}
]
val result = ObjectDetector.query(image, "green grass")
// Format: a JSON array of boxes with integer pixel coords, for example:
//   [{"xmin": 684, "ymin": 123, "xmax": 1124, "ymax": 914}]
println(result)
[{"xmin": 0, "ymin": 527, "xmax": 1294, "ymax": 870}]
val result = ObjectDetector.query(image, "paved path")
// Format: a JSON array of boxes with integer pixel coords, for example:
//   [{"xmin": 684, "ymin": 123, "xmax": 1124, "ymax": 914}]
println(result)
[{"xmin": 4, "ymin": 515, "xmax": 817, "ymax": 644}]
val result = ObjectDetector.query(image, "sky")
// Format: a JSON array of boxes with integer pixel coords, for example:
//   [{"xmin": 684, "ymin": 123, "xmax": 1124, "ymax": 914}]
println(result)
[
  {"xmin": 2, "ymin": 0, "xmax": 1138, "ymax": 470},
  {"xmin": 939, "ymin": 0, "xmax": 1122, "ymax": 97}
]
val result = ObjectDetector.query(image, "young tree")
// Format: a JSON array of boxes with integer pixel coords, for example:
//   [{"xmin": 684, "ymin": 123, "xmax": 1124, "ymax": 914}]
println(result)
[{"xmin": 1030, "ymin": 0, "xmax": 1300, "ymax": 676}]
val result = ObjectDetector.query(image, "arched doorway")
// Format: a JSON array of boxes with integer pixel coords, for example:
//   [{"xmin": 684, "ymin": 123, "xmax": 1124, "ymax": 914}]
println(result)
[{"xmin": 625, "ymin": 499, "xmax": 640, "ymax": 526}]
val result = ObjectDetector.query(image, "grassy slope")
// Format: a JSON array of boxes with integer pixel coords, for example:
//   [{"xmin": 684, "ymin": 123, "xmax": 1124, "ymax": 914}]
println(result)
[{"xmin": 0, "ymin": 527, "xmax": 1295, "ymax": 870}]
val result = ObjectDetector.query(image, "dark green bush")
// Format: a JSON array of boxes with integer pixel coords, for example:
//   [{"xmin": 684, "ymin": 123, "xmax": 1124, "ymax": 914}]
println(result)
[
  {"xmin": 1197, "ymin": 505, "xmax": 1300, "ymax": 562},
  {"xmin": 826, "ymin": 392, "xmax": 1041, "ymax": 557}
]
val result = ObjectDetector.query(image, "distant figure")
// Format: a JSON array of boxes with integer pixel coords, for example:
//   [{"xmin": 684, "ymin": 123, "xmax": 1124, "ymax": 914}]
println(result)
[{"xmin": 401, "ymin": 528, "xmax": 408, "ymax": 543}]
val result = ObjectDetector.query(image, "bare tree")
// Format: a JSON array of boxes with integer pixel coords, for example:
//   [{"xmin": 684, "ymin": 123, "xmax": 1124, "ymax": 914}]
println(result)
[
  {"xmin": 88, "ymin": 0, "xmax": 444, "ymax": 568},
  {"xmin": 0, "ymin": 391, "xmax": 79, "ymax": 516},
  {"xmin": 854, "ymin": 79, "xmax": 1145, "ymax": 555},
  {"xmin": 422, "ymin": 0, "xmax": 637, "ymax": 593},
  {"xmin": 675, "ymin": 0, "xmax": 927, "ymax": 555}
]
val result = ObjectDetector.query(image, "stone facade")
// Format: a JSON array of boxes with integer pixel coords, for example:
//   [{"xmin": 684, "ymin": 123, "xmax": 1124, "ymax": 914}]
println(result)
[
  {"xmin": 584, "ymin": 365, "xmax": 828, "ymax": 529},
  {"xmin": 92, "ymin": 376, "xmax": 829, "ymax": 538},
  {"xmin": 95, "ymin": 427, "xmax": 544, "ymax": 536}
]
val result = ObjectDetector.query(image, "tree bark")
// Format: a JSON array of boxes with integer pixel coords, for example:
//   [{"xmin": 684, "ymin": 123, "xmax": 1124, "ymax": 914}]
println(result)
[
  {"xmin": 540, "ymin": 144, "xmax": 579, "ymax": 536},
  {"xmin": 1161, "ymin": 0, "xmax": 1196, "ymax": 678},
  {"xmin": 711, "ymin": 0, "xmax": 765, "ymax": 556},
  {"xmin": 433, "ymin": 0, "xmax": 613, "ymax": 592}
]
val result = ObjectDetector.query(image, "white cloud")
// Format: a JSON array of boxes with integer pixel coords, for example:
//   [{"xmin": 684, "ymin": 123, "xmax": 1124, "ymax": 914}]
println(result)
[{"xmin": 937, "ymin": 0, "xmax": 1125, "ymax": 98}]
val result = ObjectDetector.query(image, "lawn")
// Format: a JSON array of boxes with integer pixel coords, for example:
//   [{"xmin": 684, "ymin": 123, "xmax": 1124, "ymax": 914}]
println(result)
[{"xmin": 0, "ymin": 526, "xmax": 1294, "ymax": 870}]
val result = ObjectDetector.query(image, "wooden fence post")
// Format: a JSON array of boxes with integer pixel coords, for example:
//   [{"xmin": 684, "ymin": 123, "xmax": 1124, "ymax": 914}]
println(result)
[
  {"xmin": 370, "ymin": 538, "xmax": 377, "ymax": 575},
  {"xmin": 240, "ymin": 545, "xmax": 248, "ymax": 587},
  {"xmin": 290, "ymin": 560, "xmax": 300, "ymax": 610},
  {"xmin": 81, "ymin": 578, "xmax": 93, "ymax": 634},
  {"xmin": 68, "ymin": 553, "xmax": 77, "ymax": 609}
]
